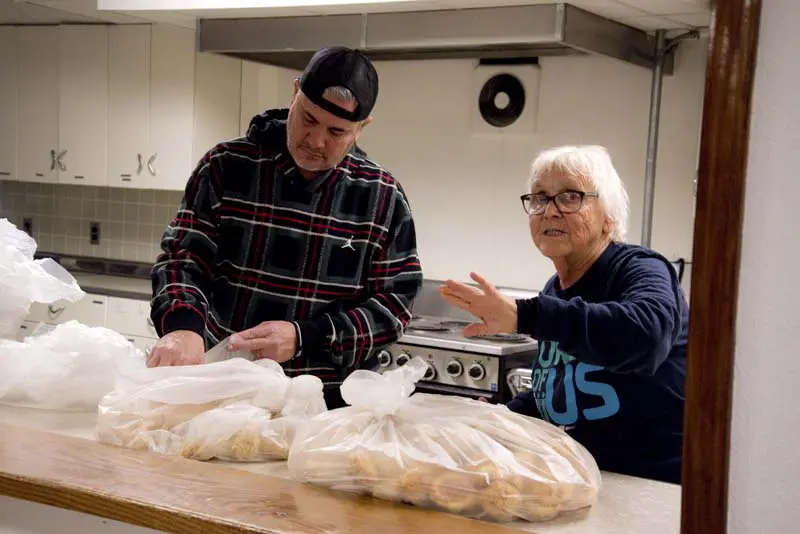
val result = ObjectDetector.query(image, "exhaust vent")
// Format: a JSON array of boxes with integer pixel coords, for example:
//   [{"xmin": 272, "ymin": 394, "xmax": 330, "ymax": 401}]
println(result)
[{"xmin": 197, "ymin": 3, "xmax": 673, "ymax": 74}]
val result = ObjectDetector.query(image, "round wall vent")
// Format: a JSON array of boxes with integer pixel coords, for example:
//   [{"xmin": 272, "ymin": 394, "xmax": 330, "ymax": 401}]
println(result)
[{"xmin": 478, "ymin": 73, "xmax": 526, "ymax": 128}]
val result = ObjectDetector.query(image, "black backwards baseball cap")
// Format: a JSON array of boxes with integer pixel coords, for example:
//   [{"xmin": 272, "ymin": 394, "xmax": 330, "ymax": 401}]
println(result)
[{"xmin": 299, "ymin": 46, "xmax": 379, "ymax": 122}]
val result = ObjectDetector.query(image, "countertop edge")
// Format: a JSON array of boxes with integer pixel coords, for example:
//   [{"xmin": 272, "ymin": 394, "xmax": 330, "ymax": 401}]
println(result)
[
  {"xmin": 0, "ymin": 471, "xmax": 259, "ymax": 534},
  {"xmin": 79, "ymin": 284, "xmax": 152, "ymax": 302}
]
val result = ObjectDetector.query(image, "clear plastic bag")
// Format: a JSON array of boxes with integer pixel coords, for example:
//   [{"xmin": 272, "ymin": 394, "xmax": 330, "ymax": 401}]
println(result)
[
  {"xmin": 0, "ymin": 320, "xmax": 147, "ymax": 411},
  {"xmin": 0, "ymin": 219, "xmax": 85, "ymax": 338},
  {"xmin": 287, "ymin": 357, "xmax": 602, "ymax": 523},
  {"xmin": 95, "ymin": 357, "xmax": 327, "ymax": 461}
]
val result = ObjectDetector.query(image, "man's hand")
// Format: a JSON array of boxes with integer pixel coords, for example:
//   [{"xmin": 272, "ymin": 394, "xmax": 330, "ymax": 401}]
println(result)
[
  {"xmin": 227, "ymin": 321, "xmax": 297, "ymax": 363},
  {"xmin": 147, "ymin": 330, "xmax": 205, "ymax": 368}
]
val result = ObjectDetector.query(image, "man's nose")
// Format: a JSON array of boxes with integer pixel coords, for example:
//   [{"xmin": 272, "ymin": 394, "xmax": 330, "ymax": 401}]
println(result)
[{"xmin": 305, "ymin": 128, "xmax": 326, "ymax": 150}]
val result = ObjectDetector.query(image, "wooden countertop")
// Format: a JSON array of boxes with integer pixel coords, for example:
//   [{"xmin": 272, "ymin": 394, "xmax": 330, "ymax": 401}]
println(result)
[
  {"xmin": 0, "ymin": 423, "xmax": 525, "ymax": 534},
  {"xmin": 0, "ymin": 406, "xmax": 681, "ymax": 534}
]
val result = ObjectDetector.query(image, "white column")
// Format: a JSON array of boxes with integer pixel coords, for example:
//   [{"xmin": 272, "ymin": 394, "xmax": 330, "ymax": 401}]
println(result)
[{"xmin": 729, "ymin": 1, "xmax": 800, "ymax": 532}]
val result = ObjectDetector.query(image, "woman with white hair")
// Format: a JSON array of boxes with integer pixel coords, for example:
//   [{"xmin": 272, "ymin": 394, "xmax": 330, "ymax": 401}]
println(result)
[{"xmin": 440, "ymin": 145, "xmax": 689, "ymax": 484}]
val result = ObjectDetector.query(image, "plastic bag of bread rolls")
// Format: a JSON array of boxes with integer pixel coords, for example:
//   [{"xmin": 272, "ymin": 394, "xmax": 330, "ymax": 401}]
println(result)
[
  {"xmin": 287, "ymin": 356, "xmax": 602, "ymax": 523},
  {"xmin": 95, "ymin": 358, "xmax": 327, "ymax": 459}
]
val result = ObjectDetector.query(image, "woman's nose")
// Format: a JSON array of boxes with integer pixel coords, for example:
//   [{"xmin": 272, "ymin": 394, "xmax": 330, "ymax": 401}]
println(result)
[{"xmin": 543, "ymin": 199, "xmax": 562, "ymax": 218}]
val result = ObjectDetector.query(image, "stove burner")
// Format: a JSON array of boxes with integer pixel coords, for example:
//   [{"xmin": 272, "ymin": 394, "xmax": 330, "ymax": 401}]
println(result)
[
  {"xmin": 467, "ymin": 333, "xmax": 531, "ymax": 343},
  {"xmin": 407, "ymin": 324, "xmax": 451, "ymax": 333},
  {"xmin": 438, "ymin": 320, "xmax": 472, "ymax": 328}
]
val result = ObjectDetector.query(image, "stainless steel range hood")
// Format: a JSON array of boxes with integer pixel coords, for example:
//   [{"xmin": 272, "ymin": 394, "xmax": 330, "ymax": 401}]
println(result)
[{"xmin": 197, "ymin": 3, "xmax": 674, "ymax": 74}]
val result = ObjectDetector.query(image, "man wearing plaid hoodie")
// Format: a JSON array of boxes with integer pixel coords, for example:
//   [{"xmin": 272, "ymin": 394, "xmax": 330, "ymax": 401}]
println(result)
[{"xmin": 147, "ymin": 47, "xmax": 423, "ymax": 409}]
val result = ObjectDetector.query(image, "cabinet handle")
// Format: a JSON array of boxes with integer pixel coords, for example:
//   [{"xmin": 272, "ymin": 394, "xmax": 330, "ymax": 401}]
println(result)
[
  {"xmin": 137, "ymin": 153, "xmax": 144, "ymax": 176},
  {"xmin": 47, "ymin": 304, "xmax": 65, "ymax": 317},
  {"xmin": 74, "ymin": 175, "xmax": 85, "ymax": 180},
  {"xmin": 121, "ymin": 173, "xmax": 132, "ymax": 182},
  {"xmin": 0, "ymin": 171, "xmax": 10, "ymax": 176},
  {"xmin": 56, "ymin": 150, "xmax": 67, "ymax": 172},
  {"xmin": 91, "ymin": 300, "xmax": 104, "ymax": 305},
  {"xmin": 147, "ymin": 153, "xmax": 157, "ymax": 176},
  {"xmin": 50, "ymin": 149, "xmax": 57, "ymax": 171}
]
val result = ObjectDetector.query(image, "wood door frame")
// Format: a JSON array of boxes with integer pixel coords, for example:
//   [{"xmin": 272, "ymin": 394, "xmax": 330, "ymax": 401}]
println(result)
[{"xmin": 681, "ymin": 1, "xmax": 762, "ymax": 533}]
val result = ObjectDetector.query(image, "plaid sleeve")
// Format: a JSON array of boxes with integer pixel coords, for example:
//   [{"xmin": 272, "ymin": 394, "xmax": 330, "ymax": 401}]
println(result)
[
  {"xmin": 150, "ymin": 153, "xmax": 222, "ymax": 338},
  {"xmin": 294, "ymin": 185, "xmax": 422, "ymax": 370}
]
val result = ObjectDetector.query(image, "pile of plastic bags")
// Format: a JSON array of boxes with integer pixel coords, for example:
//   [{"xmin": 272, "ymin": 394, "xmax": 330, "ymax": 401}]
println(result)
[
  {"xmin": 0, "ymin": 218, "xmax": 85, "ymax": 338},
  {"xmin": 95, "ymin": 357, "xmax": 327, "ymax": 462},
  {"xmin": 0, "ymin": 320, "xmax": 146, "ymax": 411},
  {"xmin": 0, "ymin": 218, "xmax": 147, "ymax": 411},
  {"xmin": 288, "ymin": 357, "xmax": 602, "ymax": 523}
]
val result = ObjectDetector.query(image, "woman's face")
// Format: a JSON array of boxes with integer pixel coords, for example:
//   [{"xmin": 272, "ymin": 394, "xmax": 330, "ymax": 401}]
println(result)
[{"xmin": 528, "ymin": 171, "xmax": 612, "ymax": 260}]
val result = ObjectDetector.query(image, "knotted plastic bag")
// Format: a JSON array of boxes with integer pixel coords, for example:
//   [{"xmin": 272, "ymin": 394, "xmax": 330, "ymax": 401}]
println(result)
[
  {"xmin": 95, "ymin": 357, "xmax": 327, "ymax": 461},
  {"xmin": 0, "ymin": 219, "xmax": 84, "ymax": 338},
  {"xmin": 0, "ymin": 320, "xmax": 146, "ymax": 411},
  {"xmin": 287, "ymin": 356, "xmax": 602, "ymax": 523}
]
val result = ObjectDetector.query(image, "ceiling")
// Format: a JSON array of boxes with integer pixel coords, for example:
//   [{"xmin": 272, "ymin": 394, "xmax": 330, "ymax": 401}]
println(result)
[{"xmin": 0, "ymin": 0, "xmax": 711, "ymax": 31}]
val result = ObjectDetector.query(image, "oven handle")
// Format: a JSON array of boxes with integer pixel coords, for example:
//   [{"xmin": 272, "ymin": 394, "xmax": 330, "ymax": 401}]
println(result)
[
  {"xmin": 506, "ymin": 367, "xmax": 533, "ymax": 397},
  {"xmin": 411, "ymin": 382, "xmax": 501, "ymax": 403}
]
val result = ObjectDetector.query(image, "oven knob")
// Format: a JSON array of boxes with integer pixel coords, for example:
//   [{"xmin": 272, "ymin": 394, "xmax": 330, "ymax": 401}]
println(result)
[
  {"xmin": 396, "ymin": 352, "xmax": 411, "ymax": 366},
  {"xmin": 377, "ymin": 350, "xmax": 392, "ymax": 367},
  {"xmin": 423, "ymin": 363, "xmax": 437, "ymax": 381},
  {"xmin": 468, "ymin": 363, "xmax": 486, "ymax": 381},
  {"xmin": 446, "ymin": 360, "xmax": 463, "ymax": 377}
]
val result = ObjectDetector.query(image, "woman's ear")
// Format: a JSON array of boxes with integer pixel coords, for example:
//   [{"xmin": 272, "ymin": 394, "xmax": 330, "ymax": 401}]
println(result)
[{"xmin": 603, "ymin": 216, "xmax": 614, "ymax": 235}]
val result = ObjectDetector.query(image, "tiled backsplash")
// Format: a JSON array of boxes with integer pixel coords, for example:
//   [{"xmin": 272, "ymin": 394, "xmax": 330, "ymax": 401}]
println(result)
[{"xmin": 0, "ymin": 181, "xmax": 184, "ymax": 263}]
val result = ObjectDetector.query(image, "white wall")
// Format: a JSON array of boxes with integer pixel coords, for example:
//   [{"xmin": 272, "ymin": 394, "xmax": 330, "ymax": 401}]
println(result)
[
  {"xmin": 729, "ymin": 1, "xmax": 800, "ymax": 532},
  {"xmin": 240, "ymin": 42, "xmax": 707, "ymax": 291}
]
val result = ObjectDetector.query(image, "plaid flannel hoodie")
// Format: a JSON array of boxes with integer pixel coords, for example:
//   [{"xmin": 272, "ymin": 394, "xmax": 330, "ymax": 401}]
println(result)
[{"xmin": 150, "ymin": 108, "xmax": 423, "ymax": 385}]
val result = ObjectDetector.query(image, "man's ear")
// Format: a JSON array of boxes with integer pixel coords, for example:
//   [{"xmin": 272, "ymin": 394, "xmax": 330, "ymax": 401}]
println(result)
[
  {"xmin": 290, "ymin": 78, "xmax": 301, "ymax": 104},
  {"xmin": 357, "ymin": 115, "xmax": 373, "ymax": 134}
]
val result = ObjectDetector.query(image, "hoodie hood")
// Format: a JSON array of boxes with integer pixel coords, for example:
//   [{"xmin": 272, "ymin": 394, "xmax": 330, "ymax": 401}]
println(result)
[
  {"xmin": 245, "ymin": 107, "xmax": 368, "ymax": 158},
  {"xmin": 246, "ymin": 108, "xmax": 290, "ymax": 153}
]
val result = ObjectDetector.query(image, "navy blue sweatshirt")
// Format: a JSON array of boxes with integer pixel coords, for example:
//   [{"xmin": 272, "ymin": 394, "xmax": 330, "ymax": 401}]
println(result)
[{"xmin": 508, "ymin": 242, "xmax": 688, "ymax": 484}]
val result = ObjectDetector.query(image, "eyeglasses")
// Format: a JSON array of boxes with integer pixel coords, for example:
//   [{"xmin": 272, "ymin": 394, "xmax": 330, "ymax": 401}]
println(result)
[{"xmin": 520, "ymin": 190, "xmax": 599, "ymax": 215}]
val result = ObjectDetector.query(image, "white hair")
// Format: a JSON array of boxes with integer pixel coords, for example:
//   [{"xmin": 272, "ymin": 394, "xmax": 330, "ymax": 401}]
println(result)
[
  {"xmin": 527, "ymin": 145, "xmax": 630, "ymax": 242},
  {"xmin": 323, "ymin": 85, "xmax": 356, "ymax": 103}
]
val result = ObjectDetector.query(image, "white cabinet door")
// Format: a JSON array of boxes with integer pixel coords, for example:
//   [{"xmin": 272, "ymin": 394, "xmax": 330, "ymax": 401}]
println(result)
[
  {"xmin": 193, "ymin": 52, "xmax": 242, "ymax": 165},
  {"xmin": 15, "ymin": 321, "xmax": 41, "ymax": 342},
  {"xmin": 58, "ymin": 25, "xmax": 109, "ymax": 187},
  {"xmin": 124, "ymin": 334, "xmax": 158, "ymax": 358},
  {"xmin": 28, "ymin": 294, "xmax": 108, "ymax": 327},
  {"xmin": 16, "ymin": 27, "xmax": 59, "ymax": 184},
  {"xmin": 0, "ymin": 27, "xmax": 18, "ymax": 182},
  {"xmin": 108, "ymin": 25, "xmax": 151, "ymax": 189},
  {"xmin": 106, "ymin": 296, "xmax": 158, "ymax": 339},
  {"xmin": 149, "ymin": 24, "xmax": 195, "ymax": 192}
]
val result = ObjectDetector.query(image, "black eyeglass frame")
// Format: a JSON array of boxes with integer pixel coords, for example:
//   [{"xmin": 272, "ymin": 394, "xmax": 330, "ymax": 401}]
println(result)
[{"xmin": 519, "ymin": 190, "xmax": 600, "ymax": 215}]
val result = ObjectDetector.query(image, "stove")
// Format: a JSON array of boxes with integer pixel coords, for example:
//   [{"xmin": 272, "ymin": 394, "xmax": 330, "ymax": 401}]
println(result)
[{"xmin": 376, "ymin": 314, "xmax": 538, "ymax": 404}]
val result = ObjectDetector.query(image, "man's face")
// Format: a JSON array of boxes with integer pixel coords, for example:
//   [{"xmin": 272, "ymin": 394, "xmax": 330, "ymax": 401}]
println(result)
[{"xmin": 286, "ymin": 80, "xmax": 371, "ymax": 174}]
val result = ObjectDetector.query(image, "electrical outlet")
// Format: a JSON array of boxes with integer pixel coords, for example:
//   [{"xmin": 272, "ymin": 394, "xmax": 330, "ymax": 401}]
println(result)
[
  {"xmin": 90, "ymin": 221, "xmax": 101, "ymax": 245},
  {"xmin": 22, "ymin": 217, "xmax": 33, "ymax": 236}
]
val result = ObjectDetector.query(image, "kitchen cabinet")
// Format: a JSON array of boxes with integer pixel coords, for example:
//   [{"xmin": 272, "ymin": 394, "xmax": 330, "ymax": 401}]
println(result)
[
  {"xmin": 15, "ymin": 321, "xmax": 40, "ymax": 342},
  {"xmin": 108, "ymin": 25, "xmax": 151, "ymax": 189},
  {"xmin": 148, "ymin": 24, "xmax": 197, "ymax": 191},
  {"xmin": 193, "ymin": 51, "xmax": 243, "ymax": 166},
  {"xmin": 16, "ymin": 26, "xmax": 59, "ymax": 184},
  {"xmin": 124, "ymin": 334, "xmax": 156, "ymax": 357},
  {"xmin": 57, "ymin": 25, "xmax": 109, "ymax": 187},
  {"xmin": 27, "ymin": 293, "xmax": 108, "ymax": 328},
  {"xmin": 0, "ymin": 27, "xmax": 18, "ymax": 182},
  {"xmin": 109, "ymin": 24, "xmax": 241, "ymax": 191},
  {"xmin": 5, "ymin": 23, "xmax": 241, "ymax": 190},
  {"xmin": 106, "ymin": 297, "xmax": 158, "ymax": 339}
]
